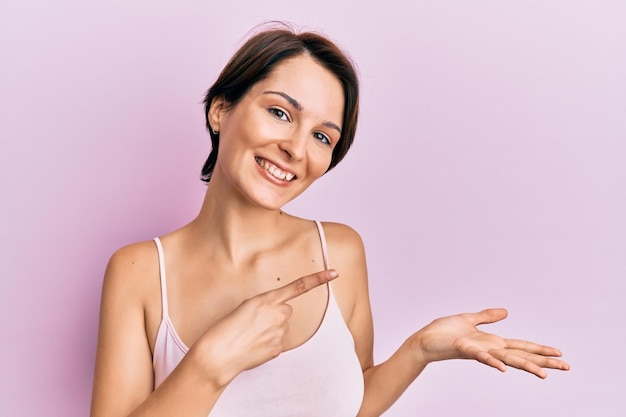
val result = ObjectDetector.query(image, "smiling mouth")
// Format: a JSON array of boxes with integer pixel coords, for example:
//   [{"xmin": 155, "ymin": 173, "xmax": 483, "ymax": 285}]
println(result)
[{"xmin": 255, "ymin": 157, "xmax": 296, "ymax": 182}]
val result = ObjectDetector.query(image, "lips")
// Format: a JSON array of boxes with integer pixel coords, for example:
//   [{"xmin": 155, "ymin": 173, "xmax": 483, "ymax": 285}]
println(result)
[{"xmin": 255, "ymin": 157, "xmax": 296, "ymax": 182}]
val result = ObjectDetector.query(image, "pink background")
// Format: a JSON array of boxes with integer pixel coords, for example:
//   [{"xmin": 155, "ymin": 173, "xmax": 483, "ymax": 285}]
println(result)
[{"xmin": 1, "ymin": 1, "xmax": 624, "ymax": 416}]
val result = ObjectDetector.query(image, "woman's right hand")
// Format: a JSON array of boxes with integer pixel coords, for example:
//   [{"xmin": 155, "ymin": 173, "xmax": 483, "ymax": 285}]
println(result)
[{"xmin": 190, "ymin": 269, "xmax": 339, "ymax": 387}]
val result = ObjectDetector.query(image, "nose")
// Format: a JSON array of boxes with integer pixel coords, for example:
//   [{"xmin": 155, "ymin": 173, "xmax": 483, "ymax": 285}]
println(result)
[{"xmin": 278, "ymin": 131, "xmax": 307, "ymax": 161}]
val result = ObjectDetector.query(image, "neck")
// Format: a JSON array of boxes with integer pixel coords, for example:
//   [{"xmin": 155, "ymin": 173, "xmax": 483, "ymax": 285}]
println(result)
[{"xmin": 189, "ymin": 175, "xmax": 287, "ymax": 264}]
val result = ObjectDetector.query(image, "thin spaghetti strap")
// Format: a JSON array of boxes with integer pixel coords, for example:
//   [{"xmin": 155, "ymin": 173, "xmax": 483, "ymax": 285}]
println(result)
[
  {"xmin": 313, "ymin": 220, "xmax": 329, "ymax": 270},
  {"xmin": 153, "ymin": 238, "xmax": 169, "ymax": 317}
]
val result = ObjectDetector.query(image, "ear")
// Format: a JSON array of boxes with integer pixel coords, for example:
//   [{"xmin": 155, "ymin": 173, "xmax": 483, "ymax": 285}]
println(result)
[{"xmin": 208, "ymin": 95, "xmax": 228, "ymax": 133}]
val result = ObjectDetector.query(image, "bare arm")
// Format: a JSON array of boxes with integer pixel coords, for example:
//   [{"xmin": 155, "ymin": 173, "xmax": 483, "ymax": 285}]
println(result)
[
  {"xmin": 90, "ymin": 244, "xmax": 225, "ymax": 417},
  {"xmin": 90, "ymin": 243, "xmax": 338, "ymax": 417},
  {"xmin": 324, "ymin": 224, "xmax": 570, "ymax": 417},
  {"xmin": 358, "ymin": 309, "xmax": 570, "ymax": 416}
]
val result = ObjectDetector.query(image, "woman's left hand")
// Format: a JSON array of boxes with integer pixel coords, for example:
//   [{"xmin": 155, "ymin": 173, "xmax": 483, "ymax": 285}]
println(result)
[{"xmin": 414, "ymin": 308, "xmax": 570, "ymax": 378}]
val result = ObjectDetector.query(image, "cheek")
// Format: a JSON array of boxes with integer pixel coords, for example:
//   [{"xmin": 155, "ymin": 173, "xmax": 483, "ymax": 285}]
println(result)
[
  {"xmin": 241, "ymin": 113, "xmax": 285, "ymax": 145},
  {"xmin": 309, "ymin": 152, "xmax": 333, "ymax": 178}
]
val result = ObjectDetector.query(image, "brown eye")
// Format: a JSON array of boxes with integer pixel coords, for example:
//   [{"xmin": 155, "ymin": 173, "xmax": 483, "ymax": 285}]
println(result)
[
  {"xmin": 313, "ymin": 132, "xmax": 331, "ymax": 146},
  {"xmin": 268, "ymin": 108, "xmax": 290, "ymax": 122}
]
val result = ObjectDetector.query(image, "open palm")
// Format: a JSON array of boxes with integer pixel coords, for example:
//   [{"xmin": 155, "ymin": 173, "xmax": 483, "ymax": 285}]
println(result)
[{"xmin": 417, "ymin": 308, "xmax": 570, "ymax": 378}]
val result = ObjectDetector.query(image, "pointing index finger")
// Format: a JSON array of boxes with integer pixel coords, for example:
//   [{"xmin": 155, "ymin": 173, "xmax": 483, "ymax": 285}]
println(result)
[{"xmin": 270, "ymin": 270, "xmax": 338, "ymax": 303}]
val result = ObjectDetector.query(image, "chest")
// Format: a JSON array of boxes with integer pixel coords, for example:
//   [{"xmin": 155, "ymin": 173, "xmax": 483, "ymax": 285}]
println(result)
[{"xmin": 146, "ymin": 245, "xmax": 332, "ymax": 354}]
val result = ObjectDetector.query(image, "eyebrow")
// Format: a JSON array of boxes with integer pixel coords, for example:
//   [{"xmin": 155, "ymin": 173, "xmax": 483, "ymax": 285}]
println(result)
[
  {"xmin": 263, "ymin": 90, "xmax": 302, "ymax": 111},
  {"xmin": 262, "ymin": 90, "xmax": 342, "ymax": 135},
  {"xmin": 322, "ymin": 120, "xmax": 342, "ymax": 135}
]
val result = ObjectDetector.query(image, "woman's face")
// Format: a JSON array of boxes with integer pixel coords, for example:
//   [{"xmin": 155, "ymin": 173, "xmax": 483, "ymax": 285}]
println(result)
[{"xmin": 210, "ymin": 54, "xmax": 345, "ymax": 210}]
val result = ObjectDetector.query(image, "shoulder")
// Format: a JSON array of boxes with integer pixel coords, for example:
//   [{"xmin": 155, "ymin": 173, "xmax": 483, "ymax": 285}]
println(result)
[
  {"xmin": 319, "ymin": 221, "xmax": 366, "ymax": 264},
  {"xmin": 281, "ymin": 215, "xmax": 365, "ymax": 258},
  {"xmin": 105, "ymin": 240, "xmax": 159, "ymax": 282},
  {"xmin": 101, "ymin": 240, "xmax": 160, "ymax": 306}
]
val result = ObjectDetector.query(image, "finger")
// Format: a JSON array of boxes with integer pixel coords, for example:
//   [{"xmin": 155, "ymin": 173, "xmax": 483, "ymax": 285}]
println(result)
[
  {"xmin": 493, "ymin": 349, "xmax": 571, "ymax": 378},
  {"xmin": 268, "ymin": 270, "xmax": 338, "ymax": 304},
  {"xmin": 534, "ymin": 356, "xmax": 570, "ymax": 371},
  {"xmin": 504, "ymin": 339, "xmax": 564, "ymax": 357},
  {"xmin": 465, "ymin": 346, "xmax": 507, "ymax": 373},
  {"xmin": 492, "ymin": 349, "xmax": 549, "ymax": 379},
  {"xmin": 502, "ymin": 349, "xmax": 571, "ymax": 371},
  {"xmin": 467, "ymin": 308, "xmax": 508, "ymax": 326}
]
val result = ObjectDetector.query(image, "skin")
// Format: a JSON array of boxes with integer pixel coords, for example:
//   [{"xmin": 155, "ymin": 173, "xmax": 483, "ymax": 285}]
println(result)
[{"xmin": 90, "ymin": 54, "xmax": 569, "ymax": 417}]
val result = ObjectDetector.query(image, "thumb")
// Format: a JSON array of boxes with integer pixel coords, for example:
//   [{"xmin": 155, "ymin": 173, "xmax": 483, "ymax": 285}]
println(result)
[{"xmin": 472, "ymin": 308, "xmax": 508, "ymax": 326}]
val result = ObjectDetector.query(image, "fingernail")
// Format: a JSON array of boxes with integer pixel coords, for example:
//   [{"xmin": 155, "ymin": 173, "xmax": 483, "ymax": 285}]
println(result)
[{"xmin": 328, "ymin": 270, "xmax": 338, "ymax": 279}]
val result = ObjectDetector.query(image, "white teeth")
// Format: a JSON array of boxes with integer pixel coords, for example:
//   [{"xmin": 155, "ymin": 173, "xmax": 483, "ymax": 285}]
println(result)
[{"xmin": 255, "ymin": 157, "xmax": 295, "ymax": 182}]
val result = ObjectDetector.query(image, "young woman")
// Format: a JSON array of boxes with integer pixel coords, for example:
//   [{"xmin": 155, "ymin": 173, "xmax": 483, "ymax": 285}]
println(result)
[{"xmin": 90, "ymin": 26, "xmax": 569, "ymax": 417}]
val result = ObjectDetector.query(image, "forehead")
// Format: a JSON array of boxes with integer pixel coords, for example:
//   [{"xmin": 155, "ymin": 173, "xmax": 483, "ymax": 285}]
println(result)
[{"xmin": 251, "ymin": 55, "xmax": 345, "ymax": 123}]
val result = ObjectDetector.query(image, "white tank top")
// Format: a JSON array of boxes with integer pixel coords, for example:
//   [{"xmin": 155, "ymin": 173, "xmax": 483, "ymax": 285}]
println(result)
[{"xmin": 152, "ymin": 221, "xmax": 365, "ymax": 416}]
